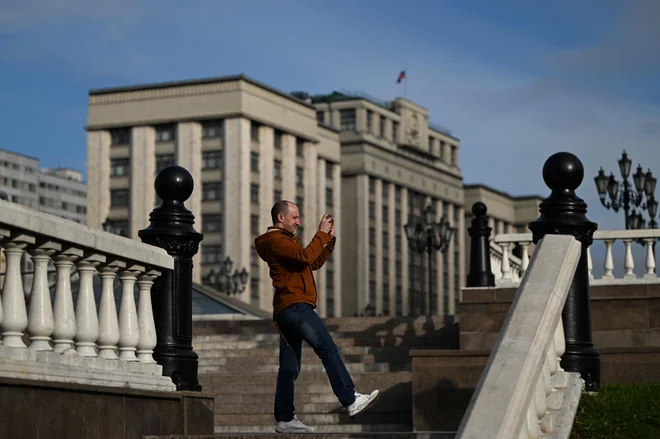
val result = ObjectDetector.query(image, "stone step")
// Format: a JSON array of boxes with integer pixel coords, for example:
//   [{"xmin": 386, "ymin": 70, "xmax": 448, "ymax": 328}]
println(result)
[
  {"xmin": 214, "ymin": 399, "xmax": 409, "ymax": 415},
  {"xmin": 200, "ymin": 372, "xmax": 412, "ymax": 389},
  {"xmin": 214, "ymin": 412, "xmax": 411, "ymax": 427},
  {"xmin": 193, "ymin": 335, "xmax": 434, "ymax": 350},
  {"xmin": 197, "ymin": 353, "xmax": 379, "ymax": 366},
  {"xmin": 198, "ymin": 362, "xmax": 392, "ymax": 374},
  {"xmin": 194, "ymin": 346, "xmax": 403, "ymax": 357},
  {"xmin": 206, "ymin": 427, "xmax": 455, "ymax": 436},
  {"xmin": 212, "ymin": 388, "xmax": 410, "ymax": 407}
]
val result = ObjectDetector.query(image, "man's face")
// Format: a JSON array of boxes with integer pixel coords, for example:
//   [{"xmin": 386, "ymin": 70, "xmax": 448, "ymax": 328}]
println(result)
[{"xmin": 279, "ymin": 203, "xmax": 301, "ymax": 234}]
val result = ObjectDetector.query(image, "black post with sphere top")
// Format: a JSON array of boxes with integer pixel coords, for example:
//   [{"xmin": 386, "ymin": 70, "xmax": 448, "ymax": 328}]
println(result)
[
  {"xmin": 528, "ymin": 152, "xmax": 600, "ymax": 391},
  {"xmin": 466, "ymin": 201, "xmax": 495, "ymax": 288},
  {"xmin": 139, "ymin": 165, "xmax": 204, "ymax": 391}
]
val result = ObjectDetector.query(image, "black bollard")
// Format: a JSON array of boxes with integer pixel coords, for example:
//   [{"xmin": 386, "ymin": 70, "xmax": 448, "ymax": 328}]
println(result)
[
  {"xmin": 466, "ymin": 202, "xmax": 495, "ymax": 287},
  {"xmin": 528, "ymin": 152, "xmax": 600, "ymax": 391},
  {"xmin": 138, "ymin": 165, "xmax": 204, "ymax": 391}
]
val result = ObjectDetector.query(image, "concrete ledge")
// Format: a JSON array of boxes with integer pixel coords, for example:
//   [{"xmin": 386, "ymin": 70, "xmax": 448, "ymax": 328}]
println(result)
[{"xmin": 0, "ymin": 376, "xmax": 214, "ymax": 439}]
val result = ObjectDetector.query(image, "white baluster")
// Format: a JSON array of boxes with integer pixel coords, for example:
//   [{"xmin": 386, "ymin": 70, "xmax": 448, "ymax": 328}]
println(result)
[
  {"xmin": 554, "ymin": 319, "xmax": 565, "ymax": 370},
  {"xmin": 52, "ymin": 250, "xmax": 81, "ymax": 353},
  {"xmin": 74, "ymin": 255, "xmax": 104, "ymax": 357},
  {"xmin": 27, "ymin": 242, "xmax": 60, "ymax": 351},
  {"xmin": 97, "ymin": 261, "xmax": 125, "ymax": 360},
  {"xmin": 136, "ymin": 271, "xmax": 159, "ymax": 363},
  {"xmin": 1, "ymin": 236, "xmax": 35, "ymax": 347},
  {"xmin": 644, "ymin": 239, "xmax": 656, "ymax": 279},
  {"xmin": 623, "ymin": 239, "xmax": 635, "ymax": 279},
  {"xmin": 501, "ymin": 243, "xmax": 512, "ymax": 281},
  {"xmin": 602, "ymin": 240, "xmax": 614, "ymax": 279},
  {"xmin": 587, "ymin": 247, "xmax": 594, "ymax": 280},
  {"xmin": 526, "ymin": 397, "xmax": 541, "ymax": 438},
  {"xmin": 520, "ymin": 242, "xmax": 530, "ymax": 274},
  {"xmin": 119, "ymin": 267, "xmax": 142, "ymax": 362}
]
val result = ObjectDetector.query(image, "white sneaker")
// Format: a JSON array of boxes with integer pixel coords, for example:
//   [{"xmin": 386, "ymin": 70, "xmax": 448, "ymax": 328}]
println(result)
[
  {"xmin": 347, "ymin": 390, "xmax": 380, "ymax": 417},
  {"xmin": 275, "ymin": 415, "xmax": 315, "ymax": 433}
]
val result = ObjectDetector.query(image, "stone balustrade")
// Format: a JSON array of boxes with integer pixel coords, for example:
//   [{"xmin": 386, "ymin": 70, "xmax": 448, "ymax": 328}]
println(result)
[
  {"xmin": 457, "ymin": 235, "xmax": 584, "ymax": 439},
  {"xmin": 491, "ymin": 229, "xmax": 660, "ymax": 285},
  {"xmin": 0, "ymin": 199, "xmax": 176, "ymax": 391}
]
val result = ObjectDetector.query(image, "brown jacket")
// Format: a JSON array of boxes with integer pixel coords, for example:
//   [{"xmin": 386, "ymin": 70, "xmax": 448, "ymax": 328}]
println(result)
[{"xmin": 254, "ymin": 227, "xmax": 336, "ymax": 318}]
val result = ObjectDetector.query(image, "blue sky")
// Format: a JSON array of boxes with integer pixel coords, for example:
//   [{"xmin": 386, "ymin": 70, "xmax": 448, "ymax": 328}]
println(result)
[{"xmin": 1, "ymin": 0, "xmax": 659, "ymax": 272}]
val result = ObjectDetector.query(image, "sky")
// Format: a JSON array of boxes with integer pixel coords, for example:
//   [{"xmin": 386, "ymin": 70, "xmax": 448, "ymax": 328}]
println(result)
[{"xmin": 1, "ymin": 0, "xmax": 659, "ymax": 275}]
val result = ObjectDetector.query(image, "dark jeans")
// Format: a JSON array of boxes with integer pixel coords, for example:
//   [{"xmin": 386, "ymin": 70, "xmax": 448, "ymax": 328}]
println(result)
[{"xmin": 274, "ymin": 303, "xmax": 356, "ymax": 422}]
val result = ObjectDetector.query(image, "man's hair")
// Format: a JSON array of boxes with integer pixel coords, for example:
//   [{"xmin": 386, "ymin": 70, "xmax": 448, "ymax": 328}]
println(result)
[{"xmin": 271, "ymin": 200, "xmax": 293, "ymax": 224}]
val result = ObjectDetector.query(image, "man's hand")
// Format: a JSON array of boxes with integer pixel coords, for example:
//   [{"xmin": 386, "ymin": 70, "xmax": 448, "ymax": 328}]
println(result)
[
  {"xmin": 329, "ymin": 221, "xmax": 335, "ymax": 238},
  {"xmin": 318, "ymin": 213, "xmax": 333, "ymax": 234}
]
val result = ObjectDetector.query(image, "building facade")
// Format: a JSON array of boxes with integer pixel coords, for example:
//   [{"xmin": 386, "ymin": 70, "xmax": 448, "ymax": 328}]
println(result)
[
  {"xmin": 308, "ymin": 91, "xmax": 465, "ymax": 317},
  {"xmin": 0, "ymin": 148, "xmax": 87, "ymax": 223},
  {"xmin": 85, "ymin": 75, "xmax": 343, "ymax": 315}
]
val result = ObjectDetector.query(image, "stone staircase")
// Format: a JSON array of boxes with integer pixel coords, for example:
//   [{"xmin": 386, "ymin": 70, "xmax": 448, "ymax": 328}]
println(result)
[{"xmin": 193, "ymin": 316, "xmax": 458, "ymax": 437}]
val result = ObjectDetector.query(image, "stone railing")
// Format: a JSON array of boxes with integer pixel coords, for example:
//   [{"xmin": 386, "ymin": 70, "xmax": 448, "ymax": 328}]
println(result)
[
  {"xmin": 490, "ymin": 240, "xmax": 524, "ymax": 284},
  {"xmin": 457, "ymin": 234, "xmax": 584, "ymax": 439},
  {"xmin": 0, "ymin": 199, "xmax": 176, "ymax": 392},
  {"xmin": 492, "ymin": 229, "xmax": 660, "ymax": 285}
]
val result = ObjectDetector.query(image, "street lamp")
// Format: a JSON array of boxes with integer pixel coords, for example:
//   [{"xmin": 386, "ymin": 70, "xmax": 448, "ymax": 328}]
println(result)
[
  {"xmin": 203, "ymin": 256, "xmax": 249, "ymax": 295},
  {"xmin": 594, "ymin": 150, "xmax": 658, "ymax": 232},
  {"xmin": 404, "ymin": 204, "xmax": 455, "ymax": 315}
]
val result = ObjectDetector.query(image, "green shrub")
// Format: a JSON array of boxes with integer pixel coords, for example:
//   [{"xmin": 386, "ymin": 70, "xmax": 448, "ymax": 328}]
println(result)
[{"xmin": 570, "ymin": 383, "xmax": 660, "ymax": 439}]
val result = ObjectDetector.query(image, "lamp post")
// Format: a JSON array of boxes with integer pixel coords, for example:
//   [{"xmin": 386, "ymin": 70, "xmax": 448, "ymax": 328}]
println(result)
[
  {"xmin": 594, "ymin": 150, "xmax": 658, "ymax": 232},
  {"xmin": 404, "ymin": 204, "xmax": 455, "ymax": 315},
  {"xmin": 203, "ymin": 256, "xmax": 249, "ymax": 295}
]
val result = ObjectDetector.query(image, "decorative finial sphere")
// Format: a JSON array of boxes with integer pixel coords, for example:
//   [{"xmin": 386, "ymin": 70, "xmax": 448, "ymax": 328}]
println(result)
[
  {"xmin": 472, "ymin": 201, "xmax": 487, "ymax": 216},
  {"xmin": 542, "ymin": 152, "xmax": 584, "ymax": 191},
  {"xmin": 154, "ymin": 165, "xmax": 194, "ymax": 202}
]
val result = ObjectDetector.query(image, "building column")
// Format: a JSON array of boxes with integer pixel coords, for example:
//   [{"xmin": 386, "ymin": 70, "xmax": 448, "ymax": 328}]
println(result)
[
  {"xmin": 356, "ymin": 174, "xmax": 370, "ymax": 315},
  {"xmin": 258, "ymin": 126, "xmax": 275, "ymax": 312},
  {"xmin": 374, "ymin": 179, "xmax": 383, "ymax": 315},
  {"xmin": 281, "ymin": 135, "xmax": 296, "ymax": 201},
  {"xmin": 316, "ymin": 158, "xmax": 327, "ymax": 317},
  {"xmin": 224, "ymin": 118, "xmax": 251, "ymax": 304},
  {"xmin": 387, "ymin": 183, "xmax": 396, "ymax": 317},
  {"xmin": 384, "ymin": 119, "xmax": 393, "ymax": 142},
  {"xmin": 497, "ymin": 220, "xmax": 505, "ymax": 236},
  {"xmin": 356, "ymin": 108, "xmax": 367, "ymax": 133},
  {"xmin": 447, "ymin": 204, "xmax": 456, "ymax": 314},
  {"xmin": 303, "ymin": 142, "xmax": 318, "ymax": 245},
  {"xmin": 400, "ymin": 188, "xmax": 410, "ymax": 316},
  {"xmin": 435, "ymin": 200, "xmax": 445, "ymax": 316},
  {"xmin": 130, "ymin": 126, "xmax": 156, "ymax": 240},
  {"xmin": 176, "ymin": 122, "xmax": 202, "ymax": 283},
  {"xmin": 86, "ymin": 130, "xmax": 111, "ymax": 229},
  {"xmin": 458, "ymin": 206, "xmax": 466, "ymax": 296},
  {"xmin": 332, "ymin": 163, "xmax": 342, "ymax": 317}
]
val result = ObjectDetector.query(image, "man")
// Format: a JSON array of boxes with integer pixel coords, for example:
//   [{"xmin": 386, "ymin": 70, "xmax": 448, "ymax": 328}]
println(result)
[{"xmin": 254, "ymin": 200, "xmax": 380, "ymax": 434}]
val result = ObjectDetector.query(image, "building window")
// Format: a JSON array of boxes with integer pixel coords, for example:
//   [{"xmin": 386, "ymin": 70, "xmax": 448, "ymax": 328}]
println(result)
[
  {"xmin": 251, "ymin": 152, "xmax": 259, "ymax": 173},
  {"xmin": 251, "ymin": 121, "xmax": 260, "ymax": 142},
  {"xmin": 296, "ymin": 138, "xmax": 304, "ymax": 157},
  {"xmin": 155, "ymin": 125, "xmax": 175, "ymax": 143},
  {"xmin": 104, "ymin": 220, "xmax": 129, "ymax": 237},
  {"xmin": 326, "ymin": 188, "xmax": 334, "ymax": 208},
  {"xmin": 274, "ymin": 130, "xmax": 282, "ymax": 149},
  {"xmin": 110, "ymin": 128, "xmax": 130, "ymax": 146},
  {"xmin": 340, "ymin": 109, "xmax": 356, "ymax": 131},
  {"xmin": 392, "ymin": 121, "xmax": 399, "ymax": 142},
  {"xmin": 274, "ymin": 189, "xmax": 282, "ymax": 201},
  {"xmin": 110, "ymin": 189, "xmax": 129, "ymax": 207},
  {"xmin": 366, "ymin": 110, "xmax": 373, "ymax": 133},
  {"xmin": 251, "ymin": 214, "xmax": 260, "ymax": 237},
  {"xmin": 369, "ymin": 177, "xmax": 375, "ymax": 194},
  {"xmin": 380, "ymin": 116, "xmax": 386, "ymax": 138},
  {"xmin": 202, "ymin": 214, "xmax": 223, "ymax": 233},
  {"xmin": 274, "ymin": 160, "xmax": 282, "ymax": 180},
  {"xmin": 156, "ymin": 154, "xmax": 175, "ymax": 173},
  {"xmin": 202, "ymin": 182, "xmax": 222, "ymax": 201},
  {"xmin": 296, "ymin": 166, "xmax": 304, "ymax": 187},
  {"xmin": 202, "ymin": 120, "xmax": 223, "ymax": 139},
  {"xmin": 316, "ymin": 111, "xmax": 325, "ymax": 123},
  {"xmin": 369, "ymin": 201, "xmax": 375, "ymax": 219},
  {"xmin": 251, "ymin": 184, "xmax": 259, "ymax": 204},
  {"xmin": 202, "ymin": 151, "xmax": 222, "ymax": 169},
  {"xmin": 451, "ymin": 145, "xmax": 457, "ymax": 166},
  {"xmin": 296, "ymin": 196, "xmax": 304, "ymax": 215},
  {"xmin": 110, "ymin": 158, "xmax": 129, "ymax": 177},
  {"xmin": 202, "ymin": 245, "xmax": 223, "ymax": 265},
  {"xmin": 382, "ymin": 183, "xmax": 389, "ymax": 200},
  {"xmin": 326, "ymin": 162, "xmax": 333, "ymax": 180}
]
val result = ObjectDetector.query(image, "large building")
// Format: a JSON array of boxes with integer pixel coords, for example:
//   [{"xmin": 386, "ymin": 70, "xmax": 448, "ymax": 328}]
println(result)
[
  {"xmin": 306, "ymin": 91, "xmax": 465, "ymax": 317},
  {"xmin": 0, "ymin": 148, "xmax": 87, "ymax": 223},
  {"xmin": 85, "ymin": 75, "xmax": 343, "ymax": 315}
]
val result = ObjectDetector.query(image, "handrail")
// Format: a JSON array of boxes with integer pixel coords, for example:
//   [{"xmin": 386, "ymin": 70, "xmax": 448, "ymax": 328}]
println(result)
[{"xmin": 457, "ymin": 234, "xmax": 582, "ymax": 438}]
